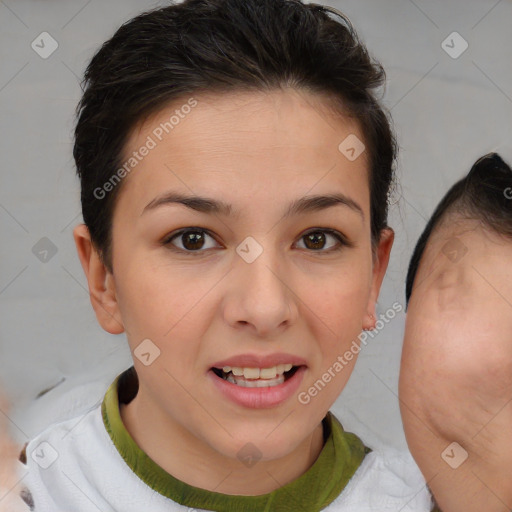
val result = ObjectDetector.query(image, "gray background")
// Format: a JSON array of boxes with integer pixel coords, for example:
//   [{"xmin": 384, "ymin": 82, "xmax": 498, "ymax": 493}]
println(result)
[{"xmin": 1, "ymin": 0, "xmax": 511, "ymax": 451}]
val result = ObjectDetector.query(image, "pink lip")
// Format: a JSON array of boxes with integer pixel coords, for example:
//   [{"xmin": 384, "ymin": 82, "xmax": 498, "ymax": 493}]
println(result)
[
  {"xmin": 208, "ymin": 365, "xmax": 306, "ymax": 409},
  {"xmin": 211, "ymin": 353, "xmax": 307, "ymax": 369}
]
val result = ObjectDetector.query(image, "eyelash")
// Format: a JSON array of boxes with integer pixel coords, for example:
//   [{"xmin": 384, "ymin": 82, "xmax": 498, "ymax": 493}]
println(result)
[{"xmin": 161, "ymin": 227, "xmax": 352, "ymax": 255}]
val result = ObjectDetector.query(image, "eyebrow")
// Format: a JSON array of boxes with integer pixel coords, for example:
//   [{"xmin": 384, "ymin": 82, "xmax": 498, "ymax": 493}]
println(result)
[{"xmin": 141, "ymin": 191, "xmax": 364, "ymax": 221}]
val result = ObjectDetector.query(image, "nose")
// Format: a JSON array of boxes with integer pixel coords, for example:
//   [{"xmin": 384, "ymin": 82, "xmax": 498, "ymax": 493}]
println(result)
[{"xmin": 222, "ymin": 241, "xmax": 299, "ymax": 337}]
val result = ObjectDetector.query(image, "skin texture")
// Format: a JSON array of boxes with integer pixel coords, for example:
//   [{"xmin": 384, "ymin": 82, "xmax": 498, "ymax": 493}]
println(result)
[
  {"xmin": 400, "ymin": 217, "xmax": 512, "ymax": 511},
  {"xmin": 74, "ymin": 88, "xmax": 393, "ymax": 495}
]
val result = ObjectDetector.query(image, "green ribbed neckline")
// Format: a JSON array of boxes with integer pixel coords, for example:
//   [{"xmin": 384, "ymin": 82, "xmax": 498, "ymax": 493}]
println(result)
[{"xmin": 101, "ymin": 367, "xmax": 369, "ymax": 512}]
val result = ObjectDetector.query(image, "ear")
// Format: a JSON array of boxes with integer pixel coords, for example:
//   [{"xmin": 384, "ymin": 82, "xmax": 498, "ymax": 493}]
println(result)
[
  {"xmin": 73, "ymin": 224, "xmax": 124, "ymax": 335},
  {"xmin": 363, "ymin": 228, "xmax": 394, "ymax": 330}
]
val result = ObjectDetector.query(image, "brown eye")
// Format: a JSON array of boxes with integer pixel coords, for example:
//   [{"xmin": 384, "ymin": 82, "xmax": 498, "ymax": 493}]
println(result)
[
  {"xmin": 181, "ymin": 231, "xmax": 205, "ymax": 250},
  {"xmin": 297, "ymin": 229, "xmax": 348, "ymax": 252},
  {"xmin": 164, "ymin": 228, "xmax": 220, "ymax": 252},
  {"xmin": 304, "ymin": 231, "xmax": 326, "ymax": 250}
]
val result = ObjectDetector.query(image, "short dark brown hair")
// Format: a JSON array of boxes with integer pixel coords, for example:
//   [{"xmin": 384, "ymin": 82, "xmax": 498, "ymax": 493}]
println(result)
[{"xmin": 73, "ymin": 0, "xmax": 397, "ymax": 271}]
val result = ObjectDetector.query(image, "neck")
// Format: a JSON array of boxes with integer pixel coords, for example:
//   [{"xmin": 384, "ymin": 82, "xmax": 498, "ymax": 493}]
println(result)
[{"xmin": 119, "ymin": 391, "xmax": 325, "ymax": 495}]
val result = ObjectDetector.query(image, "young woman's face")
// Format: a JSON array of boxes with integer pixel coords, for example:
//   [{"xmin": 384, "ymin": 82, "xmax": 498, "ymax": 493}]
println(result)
[{"xmin": 107, "ymin": 89, "xmax": 391, "ymax": 460}]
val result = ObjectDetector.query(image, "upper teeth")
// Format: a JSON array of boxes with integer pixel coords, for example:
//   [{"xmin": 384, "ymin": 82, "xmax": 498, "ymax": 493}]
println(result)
[{"xmin": 222, "ymin": 364, "xmax": 293, "ymax": 380}]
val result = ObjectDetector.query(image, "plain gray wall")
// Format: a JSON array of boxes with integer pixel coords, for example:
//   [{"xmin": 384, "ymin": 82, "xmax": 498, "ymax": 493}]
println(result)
[{"xmin": 1, "ymin": 0, "xmax": 511, "ymax": 451}]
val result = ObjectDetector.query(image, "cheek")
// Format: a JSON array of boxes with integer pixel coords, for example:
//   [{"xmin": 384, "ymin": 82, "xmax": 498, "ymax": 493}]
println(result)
[
  {"xmin": 312, "ymin": 263, "xmax": 371, "ymax": 329},
  {"xmin": 113, "ymin": 255, "xmax": 214, "ymax": 344},
  {"xmin": 303, "ymin": 269, "xmax": 371, "ymax": 399}
]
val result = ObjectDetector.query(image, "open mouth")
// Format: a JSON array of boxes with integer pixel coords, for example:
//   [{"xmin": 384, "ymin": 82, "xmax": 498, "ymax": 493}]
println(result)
[{"xmin": 211, "ymin": 365, "xmax": 301, "ymax": 388}]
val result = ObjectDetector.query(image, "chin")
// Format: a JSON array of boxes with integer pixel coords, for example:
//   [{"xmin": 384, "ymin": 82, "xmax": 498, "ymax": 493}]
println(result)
[{"xmin": 209, "ymin": 425, "xmax": 303, "ymax": 463}]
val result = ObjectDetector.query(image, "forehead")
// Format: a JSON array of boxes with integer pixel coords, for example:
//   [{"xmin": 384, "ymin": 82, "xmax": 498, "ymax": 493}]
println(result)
[
  {"xmin": 115, "ymin": 88, "xmax": 371, "ymax": 220},
  {"xmin": 411, "ymin": 217, "xmax": 512, "ymax": 305}
]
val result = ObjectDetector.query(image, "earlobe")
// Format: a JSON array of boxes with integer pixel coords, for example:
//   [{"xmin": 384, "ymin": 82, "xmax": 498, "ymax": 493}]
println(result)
[
  {"xmin": 363, "ymin": 228, "xmax": 394, "ymax": 330},
  {"xmin": 362, "ymin": 313, "xmax": 375, "ymax": 331},
  {"xmin": 72, "ymin": 224, "xmax": 125, "ymax": 335}
]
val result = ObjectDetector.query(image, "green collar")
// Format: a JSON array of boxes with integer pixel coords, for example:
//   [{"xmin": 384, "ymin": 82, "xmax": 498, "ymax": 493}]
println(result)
[{"xmin": 101, "ymin": 367, "xmax": 370, "ymax": 512}]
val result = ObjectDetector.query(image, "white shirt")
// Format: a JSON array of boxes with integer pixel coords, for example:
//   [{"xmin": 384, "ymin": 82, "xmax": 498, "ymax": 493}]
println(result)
[{"xmin": 18, "ymin": 400, "xmax": 434, "ymax": 511}]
